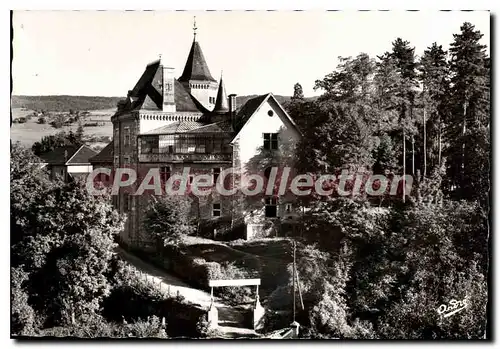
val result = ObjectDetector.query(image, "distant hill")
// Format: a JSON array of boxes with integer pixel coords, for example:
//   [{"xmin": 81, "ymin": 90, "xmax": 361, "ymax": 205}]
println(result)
[
  {"xmin": 11, "ymin": 94, "xmax": 298, "ymax": 113},
  {"xmin": 11, "ymin": 95, "xmax": 122, "ymax": 112}
]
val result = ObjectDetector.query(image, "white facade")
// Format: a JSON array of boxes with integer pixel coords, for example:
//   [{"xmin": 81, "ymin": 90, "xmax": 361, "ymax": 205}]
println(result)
[
  {"xmin": 67, "ymin": 164, "xmax": 93, "ymax": 173},
  {"xmin": 233, "ymin": 95, "xmax": 301, "ymax": 173}
]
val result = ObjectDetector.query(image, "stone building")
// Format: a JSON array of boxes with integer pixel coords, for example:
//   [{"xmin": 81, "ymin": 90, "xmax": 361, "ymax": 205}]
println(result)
[{"xmin": 93, "ymin": 26, "xmax": 301, "ymax": 245}]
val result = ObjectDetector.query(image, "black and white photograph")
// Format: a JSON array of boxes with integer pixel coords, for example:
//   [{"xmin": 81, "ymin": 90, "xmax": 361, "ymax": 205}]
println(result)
[{"xmin": 9, "ymin": 9, "xmax": 491, "ymax": 340}]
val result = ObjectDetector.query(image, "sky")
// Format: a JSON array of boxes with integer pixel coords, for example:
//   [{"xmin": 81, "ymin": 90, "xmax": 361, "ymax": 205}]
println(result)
[{"xmin": 11, "ymin": 10, "xmax": 490, "ymax": 98}]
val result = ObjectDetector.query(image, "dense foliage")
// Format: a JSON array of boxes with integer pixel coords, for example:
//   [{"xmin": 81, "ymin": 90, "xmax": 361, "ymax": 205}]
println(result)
[
  {"xmin": 143, "ymin": 195, "xmax": 196, "ymax": 247},
  {"xmin": 281, "ymin": 22, "xmax": 489, "ymax": 339},
  {"xmin": 31, "ymin": 130, "xmax": 84, "ymax": 156}
]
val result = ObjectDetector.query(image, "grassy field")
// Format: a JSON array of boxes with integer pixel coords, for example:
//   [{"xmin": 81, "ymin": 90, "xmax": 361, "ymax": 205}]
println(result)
[{"xmin": 11, "ymin": 107, "xmax": 114, "ymax": 149}]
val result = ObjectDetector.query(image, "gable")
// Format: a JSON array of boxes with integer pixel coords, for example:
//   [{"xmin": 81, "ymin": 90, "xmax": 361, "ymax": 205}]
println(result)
[
  {"xmin": 231, "ymin": 93, "xmax": 300, "ymax": 143},
  {"xmin": 38, "ymin": 145, "xmax": 81, "ymax": 165},
  {"xmin": 66, "ymin": 145, "xmax": 98, "ymax": 165}
]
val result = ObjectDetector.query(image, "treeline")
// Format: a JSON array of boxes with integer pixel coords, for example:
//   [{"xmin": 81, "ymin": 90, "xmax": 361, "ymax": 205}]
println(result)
[
  {"xmin": 279, "ymin": 21, "xmax": 489, "ymax": 339},
  {"xmin": 12, "ymin": 95, "xmax": 122, "ymax": 112},
  {"xmin": 289, "ymin": 21, "xmax": 489, "ymax": 207},
  {"xmin": 11, "ymin": 94, "xmax": 308, "ymax": 114}
]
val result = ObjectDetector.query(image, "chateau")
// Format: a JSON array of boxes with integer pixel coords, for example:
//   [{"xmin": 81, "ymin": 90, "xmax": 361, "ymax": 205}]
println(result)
[{"xmin": 92, "ymin": 24, "xmax": 301, "ymax": 245}]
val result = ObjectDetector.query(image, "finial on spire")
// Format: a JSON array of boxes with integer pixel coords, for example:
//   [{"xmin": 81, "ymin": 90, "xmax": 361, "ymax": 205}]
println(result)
[
  {"xmin": 193, "ymin": 16, "xmax": 198, "ymax": 41},
  {"xmin": 159, "ymin": 53, "xmax": 162, "ymax": 62}
]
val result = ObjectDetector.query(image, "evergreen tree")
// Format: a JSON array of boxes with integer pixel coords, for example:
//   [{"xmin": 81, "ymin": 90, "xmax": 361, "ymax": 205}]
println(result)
[
  {"xmin": 75, "ymin": 122, "xmax": 85, "ymax": 143},
  {"xmin": 292, "ymin": 82, "xmax": 304, "ymax": 101},
  {"xmin": 418, "ymin": 43, "xmax": 450, "ymax": 177},
  {"xmin": 445, "ymin": 22, "xmax": 490, "ymax": 202},
  {"xmin": 390, "ymin": 38, "xmax": 419, "ymax": 176}
]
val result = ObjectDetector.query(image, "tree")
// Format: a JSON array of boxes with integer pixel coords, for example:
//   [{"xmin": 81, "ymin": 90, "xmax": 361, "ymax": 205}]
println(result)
[
  {"xmin": 11, "ymin": 267, "xmax": 36, "ymax": 335},
  {"xmin": 31, "ymin": 131, "xmax": 84, "ymax": 156},
  {"xmin": 75, "ymin": 122, "xmax": 85, "ymax": 143},
  {"xmin": 292, "ymin": 82, "xmax": 304, "ymax": 101},
  {"xmin": 143, "ymin": 195, "xmax": 196, "ymax": 247},
  {"xmin": 287, "ymin": 82, "xmax": 308, "ymax": 130},
  {"xmin": 314, "ymin": 53, "xmax": 376, "ymax": 104},
  {"xmin": 11, "ymin": 144, "xmax": 124, "ymax": 326},
  {"xmin": 390, "ymin": 38, "xmax": 419, "ymax": 176},
  {"xmin": 445, "ymin": 22, "xmax": 490, "ymax": 203},
  {"xmin": 418, "ymin": 43, "xmax": 450, "ymax": 177}
]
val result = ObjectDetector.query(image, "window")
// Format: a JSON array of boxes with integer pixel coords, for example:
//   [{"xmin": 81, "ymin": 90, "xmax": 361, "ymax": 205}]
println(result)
[
  {"xmin": 124, "ymin": 127, "xmax": 130, "ymax": 147},
  {"xmin": 213, "ymin": 203, "xmax": 221, "ymax": 217},
  {"xmin": 160, "ymin": 166, "xmax": 171, "ymax": 183},
  {"xmin": 114, "ymin": 128, "xmax": 119, "ymax": 141},
  {"xmin": 123, "ymin": 156, "xmax": 130, "ymax": 165},
  {"xmin": 285, "ymin": 203, "xmax": 292, "ymax": 214},
  {"xmin": 159, "ymin": 135, "xmax": 174, "ymax": 154},
  {"xmin": 268, "ymin": 110, "xmax": 274, "ymax": 117},
  {"xmin": 213, "ymin": 167, "xmax": 221, "ymax": 184},
  {"xmin": 114, "ymin": 155, "xmax": 119, "ymax": 165},
  {"xmin": 141, "ymin": 136, "xmax": 159, "ymax": 154},
  {"xmin": 265, "ymin": 197, "xmax": 278, "ymax": 218},
  {"xmin": 263, "ymin": 133, "xmax": 278, "ymax": 150}
]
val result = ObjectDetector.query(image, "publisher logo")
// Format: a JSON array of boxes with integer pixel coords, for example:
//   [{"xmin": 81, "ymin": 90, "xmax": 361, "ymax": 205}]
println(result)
[{"xmin": 437, "ymin": 298, "xmax": 468, "ymax": 318}]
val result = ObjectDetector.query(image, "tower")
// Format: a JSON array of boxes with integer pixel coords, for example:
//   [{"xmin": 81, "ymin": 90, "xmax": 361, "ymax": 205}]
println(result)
[{"xmin": 178, "ymin": 17, "xmax": 218, "ymax": 111}]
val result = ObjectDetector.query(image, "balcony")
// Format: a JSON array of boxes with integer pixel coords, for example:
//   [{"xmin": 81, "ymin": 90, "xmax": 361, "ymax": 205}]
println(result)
[
  {"xmin": 139, "ymin": 134, "xmax": 233, "ymax": 163},
  {"xmin": 139, "ymin": 152, "xmax": 232, "ymax": 163}
]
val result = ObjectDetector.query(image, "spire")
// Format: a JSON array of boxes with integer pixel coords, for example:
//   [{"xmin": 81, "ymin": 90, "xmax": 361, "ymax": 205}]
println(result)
[
  {"xmin": 178, "ymin": 38, "xmax": 216, "ymax": 83},
  {"xmin": 213, "ymin": 73, "xmax": 229, "ymax": 114},
  {"xmin": 193, "ymin": 16, "xmax": 197, "ymax": 41}
]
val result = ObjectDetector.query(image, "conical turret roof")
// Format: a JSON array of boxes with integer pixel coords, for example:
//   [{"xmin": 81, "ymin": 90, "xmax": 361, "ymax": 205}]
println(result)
[
  {"xmin": 213, "ymin": 75, "xmax": 229, "ymax": 114},
  {"xmin": 178, "ymin": 39, "xmax": 216, "ymax": 83}
]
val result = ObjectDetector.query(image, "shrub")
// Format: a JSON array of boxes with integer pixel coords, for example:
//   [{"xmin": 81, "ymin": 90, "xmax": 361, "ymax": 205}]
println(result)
[
  {"xmin": 50, "ymin": 115, "xmax": 65, "ymax": 128},
  {"xmin": 37, "ymin": 117, "xmax": 46, "ymax": 124},
  {"xmin": 143, "ymin": 196, "xmax": 196, "ymax": 247}
]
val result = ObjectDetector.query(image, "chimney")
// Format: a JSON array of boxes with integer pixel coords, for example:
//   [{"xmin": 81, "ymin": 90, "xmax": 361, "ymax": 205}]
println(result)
[
  {"xmin": 228, "ymin": 94, "xmax": 237, "ymax": 127},
  {"xmin": 162, "ymin": 66, "xmax": 176, "ymax": 112}
]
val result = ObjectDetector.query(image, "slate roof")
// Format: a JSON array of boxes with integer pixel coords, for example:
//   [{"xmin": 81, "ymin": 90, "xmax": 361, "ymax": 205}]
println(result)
[
  {"xmin": 89, "ymin": 141, "xmax": 113, "ymax": 164},
  {"xmin": 233, "ymin": 94, "xmax": 269, "ymax": 132},
  {"xmin": 178, "ymin": 40, "xmax": 217, "ymax": 83},
  {"xmin": 122, "ymin": 60, "xmax": 206, "ymax": 114},
  {"xmin": 213, "ymin": 76, "xmax": 229, "ymax": 114},
  {"xmin": 38, "ymin": 145, "xmax": 97, "ymax": 165},
  {"xmin": 67, "ymin": 145, "xmax": 99, "ymax": 164}
]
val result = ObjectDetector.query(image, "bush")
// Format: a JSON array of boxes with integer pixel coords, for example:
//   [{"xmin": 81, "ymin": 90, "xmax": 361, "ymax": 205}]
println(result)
[
  {"xmin": 11, "ymin": 267, "xmax": 37, "ymax": 336},
  {"xmin": 36, "ymin": 315, "xmax": 168, "ymax": 338},
  {"xmin": 50, "ymin": 115, "xmax": 65, "ymax": 128},
  {"xmin": 198, "ymin": 216, "xmax": 246, "ymax": 241},
  {"xmin": 38, "ymin": 117, "xmax": 46, "ymax": 124},
  {"xmin": 143, "ymin": 196, "xmax": 196, "ymax": 247}
]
